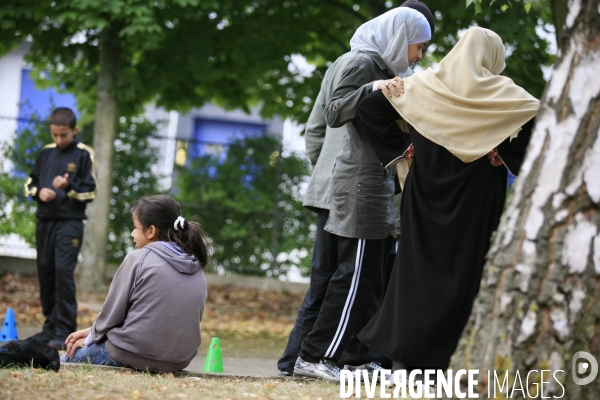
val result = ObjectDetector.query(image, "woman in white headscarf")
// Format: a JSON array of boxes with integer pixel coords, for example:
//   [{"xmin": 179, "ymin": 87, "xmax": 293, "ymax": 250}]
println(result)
[
  {"xmin": 357, "ymin": 27, "xmax": 540, "ymax": 372},
  {"xmin": 293, "ymin": 6, "xmax": 432, "ymax": 381}
]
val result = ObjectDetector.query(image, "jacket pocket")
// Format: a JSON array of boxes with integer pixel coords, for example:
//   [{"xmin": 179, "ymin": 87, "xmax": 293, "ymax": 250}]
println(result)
[
  {"xmin": 356, "ymin": 181, "xmax": 393, "ymax": 236},
  {"xmin": 331, "ymin": 190, "xmax": 349, "ymax": 220}
]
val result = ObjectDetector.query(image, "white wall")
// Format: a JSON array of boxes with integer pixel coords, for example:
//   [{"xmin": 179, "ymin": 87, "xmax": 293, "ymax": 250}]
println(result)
[
  {"xmin": 0, "ymin": 42, "xmax": 30, "ymax": 172},
  {"xmin": 0, "ymin": 43, "xmax": 34, "ymax": 257},
  {"xmin": 143, "ymin": 104, "xmax": 178, "ymax": 190}
]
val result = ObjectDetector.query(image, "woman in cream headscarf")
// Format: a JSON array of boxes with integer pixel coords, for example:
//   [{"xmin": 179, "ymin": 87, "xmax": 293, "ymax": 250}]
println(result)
[
  {"xmin": 357, "ymin": 27, "xmax": 539, "ymax": 372},
  {"xmin": 293, "ymin": 6, "xmax": 432, "ymax": 381}
]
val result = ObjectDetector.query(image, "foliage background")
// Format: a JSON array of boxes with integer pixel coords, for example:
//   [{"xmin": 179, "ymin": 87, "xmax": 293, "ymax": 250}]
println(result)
[
  {"xmin": 0, "ymin": 117, "xmax": 313, "ymax": 275},
  {"xmin": 0, "ymin": 0, "xmax": 557, "ymax": 279},
  {"xmin": 0, "ymin": 0, "xmax": 555, "ymax": 123},
  {"xmin": 0, "ymin": 114, "xmax": 162, "ymax": 264},
  {"xmin": 176, "ymin": 134, "xmax": 313, "ymax": 277}
]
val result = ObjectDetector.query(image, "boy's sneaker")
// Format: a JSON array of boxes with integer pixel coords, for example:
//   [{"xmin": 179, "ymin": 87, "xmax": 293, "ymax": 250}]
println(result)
[{"xmin": 294, "ymin": 357, "xmax": 344, "ymax": 382}]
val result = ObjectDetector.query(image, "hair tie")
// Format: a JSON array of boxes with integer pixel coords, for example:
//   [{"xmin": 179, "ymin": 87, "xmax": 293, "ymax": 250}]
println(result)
[{"xmin": 174, "ymin": 216, "xmax": 188, "ymax": 231}]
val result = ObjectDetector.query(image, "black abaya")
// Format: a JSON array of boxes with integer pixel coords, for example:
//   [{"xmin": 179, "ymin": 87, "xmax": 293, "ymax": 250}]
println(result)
[{"xmin": 357, "ymin": 90, "xmax": 533, "ymax": 370}]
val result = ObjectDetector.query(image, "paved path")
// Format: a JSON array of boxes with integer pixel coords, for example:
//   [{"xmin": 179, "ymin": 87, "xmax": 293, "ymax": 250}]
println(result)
[{"xmin": 186, "ymin": 356, "xmax": 279, "ymax": 376}]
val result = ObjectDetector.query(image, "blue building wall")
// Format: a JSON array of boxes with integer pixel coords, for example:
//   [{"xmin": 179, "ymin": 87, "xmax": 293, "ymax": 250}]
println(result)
[{"xmin": 18, "ymin": 69, "xmax": 79, "ymax": 132}]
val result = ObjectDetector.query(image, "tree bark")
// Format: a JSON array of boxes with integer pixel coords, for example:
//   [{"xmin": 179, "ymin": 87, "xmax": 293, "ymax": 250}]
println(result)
[
  {"xmin": 78, "ymin": 28, "xmax": 119, "ymax": 293},
  {"xmin": 451, "ymin": 0, "xmax": 600, "ymax": 398},
  {"xmin": 270, "ymin": 145, "xmax": 283, "ymax": 274}
]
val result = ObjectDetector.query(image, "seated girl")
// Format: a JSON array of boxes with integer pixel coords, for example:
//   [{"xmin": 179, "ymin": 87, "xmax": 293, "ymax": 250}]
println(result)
[{"xmin": 61, "ymin": 194, "xmax": 209, "ymax": 373}]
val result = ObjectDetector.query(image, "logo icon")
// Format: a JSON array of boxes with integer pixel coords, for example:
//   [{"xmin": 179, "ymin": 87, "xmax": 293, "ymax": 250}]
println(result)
[
  {"xmin": 67, "ymin": 162, "xmax": 76, "ymax": 172},
  {"xmin": 572, "ymin": 351, "xmax": 598, "ymax": 385},
  {"xmin": 72, "ymin": 238, "xmax": 80, "ymax": 248}
]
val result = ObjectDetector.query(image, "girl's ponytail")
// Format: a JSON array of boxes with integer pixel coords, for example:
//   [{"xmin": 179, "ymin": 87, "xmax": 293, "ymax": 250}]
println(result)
[
  {"xmin": 133, "ymin": 195, "xmax": 210, "ymax": 268},
  {"xmin": 167, "ymin": 218, "xmax": 209, "ymax": 267}
]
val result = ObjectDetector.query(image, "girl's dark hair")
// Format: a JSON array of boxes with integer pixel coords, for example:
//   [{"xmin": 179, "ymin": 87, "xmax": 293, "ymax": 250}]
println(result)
[{"xmin": 133, "ymin": 194, "xmax": 210, "ymax": 267}]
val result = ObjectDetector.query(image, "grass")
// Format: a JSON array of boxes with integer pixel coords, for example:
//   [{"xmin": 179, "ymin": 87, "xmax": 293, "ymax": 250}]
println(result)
[
  {"xmin": 1, "ymin": 275, "xmax": 422, "ymax": 398},
  {"xmin": 0, "ymin": 365, "xmax": 345, "ymax": 399},
  {"xmin": 0, "ymin": 365, "xmax": 425, "ymax": 399}
]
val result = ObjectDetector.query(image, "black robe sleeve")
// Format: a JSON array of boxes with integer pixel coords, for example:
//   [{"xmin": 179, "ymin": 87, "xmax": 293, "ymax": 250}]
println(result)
[
  {"xmin": 358, "ymin": 90, "xmax": 412, "ymax": 167},
  {"xmin": 496, "ymin": 118, "xmax": 535, "ymax": 176}
]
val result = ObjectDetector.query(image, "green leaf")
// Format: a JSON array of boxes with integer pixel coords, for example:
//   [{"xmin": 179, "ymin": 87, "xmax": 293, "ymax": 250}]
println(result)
[
  {"xmin": 79, "ymin": 13, "xmax": 109, "ymax": 29},
  {"xmin": 524, "ymin": 3, "xmax": 532, "ymax": 13}
]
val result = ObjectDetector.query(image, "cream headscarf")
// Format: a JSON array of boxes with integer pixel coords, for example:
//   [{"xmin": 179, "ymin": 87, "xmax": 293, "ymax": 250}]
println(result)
[
  {"xmin": 350, "ymin": 7, "xmax": 431, "ymax": 76},
  {"xmin": 389, "ymin": 27, "xmax": 540, "ymax": 163}
]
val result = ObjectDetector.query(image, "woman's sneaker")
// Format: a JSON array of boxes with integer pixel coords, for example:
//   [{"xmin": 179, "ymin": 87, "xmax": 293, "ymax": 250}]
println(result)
[
  {"xmin": 294, "ymin": 357, "xmax": 343, "ymax": 382},
  {"xmin": 344, "ymin": 362, "xmax": 384, "ymax": 375},
  {"xmin": 345, "ymin": 362, "xmax": 394, "ymax": 382}
]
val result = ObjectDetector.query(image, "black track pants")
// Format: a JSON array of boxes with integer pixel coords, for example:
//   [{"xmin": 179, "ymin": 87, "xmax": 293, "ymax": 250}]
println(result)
[
  {"xmin": 36, "ymin": 219, "xmax": 83, "ymax": 339},
  {"xmin": 277, "ymin": 209, "xmax": 338, "ymax": 373},
  {"xmin": 298, "ymin": 234, "xmax": 393, "ymax": 364}
]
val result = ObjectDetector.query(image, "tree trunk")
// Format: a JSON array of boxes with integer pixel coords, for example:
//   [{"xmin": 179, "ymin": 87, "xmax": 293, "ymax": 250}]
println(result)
[
  {"xmin": 270, "ymin": 145, "xmax": 283, "ymax": 274},
  {"xmin": 78, "ymin": 28, "xmax": 119, "ymax": 293},
  {"xmin": 451, "ymin": 0, "xmax": 600, "ymax": 398}
]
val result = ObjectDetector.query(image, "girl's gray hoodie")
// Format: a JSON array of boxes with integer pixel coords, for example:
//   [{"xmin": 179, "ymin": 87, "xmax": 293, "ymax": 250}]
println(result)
[{"xmin": 91, "ymin": 242, "xmax": 207, "ymax": 372}]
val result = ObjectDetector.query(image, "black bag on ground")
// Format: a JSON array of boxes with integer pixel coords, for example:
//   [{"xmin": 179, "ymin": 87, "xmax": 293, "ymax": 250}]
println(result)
[{"xmin": 0, "ymin": 337, "xmax": 60, "ymax": 371}]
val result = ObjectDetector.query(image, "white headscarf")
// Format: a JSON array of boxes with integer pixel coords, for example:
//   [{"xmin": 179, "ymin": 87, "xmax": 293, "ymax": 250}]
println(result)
[{"xmin": 350, "ymin": 7, "xmax": 431, "ymax": 76}]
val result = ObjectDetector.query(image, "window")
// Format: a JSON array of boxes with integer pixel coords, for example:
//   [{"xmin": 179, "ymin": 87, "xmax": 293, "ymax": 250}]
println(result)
[{"xmin": 190, "ymin": 118, "xmax": 267, "ymax": 158}]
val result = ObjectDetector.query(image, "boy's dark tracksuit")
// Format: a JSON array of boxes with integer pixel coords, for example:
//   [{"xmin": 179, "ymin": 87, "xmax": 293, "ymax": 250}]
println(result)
[{"xmin": 24, "ymin": 139, "xmax": 97, "ymax": 342}]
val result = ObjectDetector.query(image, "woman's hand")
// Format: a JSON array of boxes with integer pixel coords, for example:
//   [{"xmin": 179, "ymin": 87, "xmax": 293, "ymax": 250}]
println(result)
[
  {"xmin": 487, "ymin": 148, "xmax": 503, "ymax": 166},
  {"xmin": 404, "ymin": 144, "xmax": 415, "ymax": 161},
  {"xmin": 378, "ymin": 77, "xmax": 404, "ymax": 97},
  {"xmin": 64, "ymin": 327, "xmax": 91, "ymax": 359}
]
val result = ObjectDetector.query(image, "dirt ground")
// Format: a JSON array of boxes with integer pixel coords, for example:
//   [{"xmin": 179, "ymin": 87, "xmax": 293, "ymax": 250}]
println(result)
[{"xmin": 0, "ymin": 272, "xmax": 304, "ymax": 338}]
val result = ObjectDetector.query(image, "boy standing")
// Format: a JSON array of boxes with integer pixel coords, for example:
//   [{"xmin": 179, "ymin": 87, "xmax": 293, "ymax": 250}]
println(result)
[{"xmin": 24, "ymin": 107, "xmax": 97, "ymax": 349}]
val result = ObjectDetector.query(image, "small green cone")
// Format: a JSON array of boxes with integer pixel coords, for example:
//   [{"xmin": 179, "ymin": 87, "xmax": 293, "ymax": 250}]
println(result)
[{"xmin": 203, "ymin": 337, "xmax": 224, "ymax": 373}]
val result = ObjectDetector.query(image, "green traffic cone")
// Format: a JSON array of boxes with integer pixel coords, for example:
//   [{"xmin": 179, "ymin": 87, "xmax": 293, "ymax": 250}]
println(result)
[{"xmin": 203, "ymin": 337, "xmax": 224, "ymax": 373}]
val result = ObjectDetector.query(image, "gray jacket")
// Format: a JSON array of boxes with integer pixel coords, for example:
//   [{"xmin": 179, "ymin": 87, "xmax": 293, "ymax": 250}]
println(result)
[
  {"xmin": 324, "ymin": 51, "xmax": 396, "ymax": 240},
  {"xmin": 91, "ymin": 242, "xmax": 207, "ymax": 372},
  {"xmin": 303, "ymin": 52, "xmax": 356, "ymax": 212}
]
